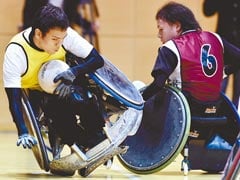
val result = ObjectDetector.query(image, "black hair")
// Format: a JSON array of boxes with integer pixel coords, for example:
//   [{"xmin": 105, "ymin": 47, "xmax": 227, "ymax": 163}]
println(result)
[
  {"xmin": 32, "ymin": 3, "xmax": 69, "ymax": 36},
  {"xmin": 156, "ymin": 1, "xmax": 201, "ymax": 32}
]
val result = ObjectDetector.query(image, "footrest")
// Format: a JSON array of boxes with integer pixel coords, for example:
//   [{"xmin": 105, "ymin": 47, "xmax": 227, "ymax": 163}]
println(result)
[{"xmin": 78, "ymin": 146, "xmax": 128, "ymax": 177}]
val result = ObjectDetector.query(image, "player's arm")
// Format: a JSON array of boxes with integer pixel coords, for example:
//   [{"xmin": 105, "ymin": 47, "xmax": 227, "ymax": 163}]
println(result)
[
  {"xmin": 54, "ymin": 27, "xmax": 104, "ymax": 98},
  {"xmin": 5, "ymin": 88, "xmax": 37, "ymax": 149},
  {"xmin": 53, "ymin": 48, "xmax": 104, "ymax": 98},
  {"xmin": 142, "ymin": 46, "xmax": 177, "ymax": 100},
  {"xmin": 5, "ymin": 88, "xmax": 27, "ymax": 135},
  {"xmin": 63, "ymin": 27, "xmax": 104, "ymax": 75},
  {"xmin": 57, "ymin": 27, "xmax": 104, "ymax": 81},
  {"xmin": 3, "ymin": 43, "xmax": 37, "ymax": 149},
  {"xmin": 68, "ymin": 48, "xmax": 104, "ymax": 76}
]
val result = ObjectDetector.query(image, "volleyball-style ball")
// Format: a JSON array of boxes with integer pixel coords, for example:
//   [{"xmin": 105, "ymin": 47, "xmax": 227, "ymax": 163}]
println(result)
[{"xmin": 38, "ymin": 60, "xmax": 69, "ymax": 94}]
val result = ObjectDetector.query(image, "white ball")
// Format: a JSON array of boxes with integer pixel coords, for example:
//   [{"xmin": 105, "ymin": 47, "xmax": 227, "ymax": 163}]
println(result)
[{"xmin": 38, "ymin": 60, "xmax": 69, "ymax": 94}]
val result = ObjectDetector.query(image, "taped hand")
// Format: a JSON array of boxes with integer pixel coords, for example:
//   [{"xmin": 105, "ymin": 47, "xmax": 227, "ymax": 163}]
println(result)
[{"xmin": 17, "ymin": 133, "xmax": 37, "ymax": 149}]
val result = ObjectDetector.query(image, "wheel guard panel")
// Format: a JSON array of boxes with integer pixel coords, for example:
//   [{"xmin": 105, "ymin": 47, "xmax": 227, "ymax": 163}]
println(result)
[{"xmin": 89, "ymin": 57, "xmax": 144, "ymax": 110}]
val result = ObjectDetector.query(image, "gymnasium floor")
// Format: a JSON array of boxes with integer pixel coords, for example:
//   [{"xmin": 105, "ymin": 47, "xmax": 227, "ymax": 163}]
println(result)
[{"xmin": 0, "ymin": 131, "xmax": 223, "ymax": 180}]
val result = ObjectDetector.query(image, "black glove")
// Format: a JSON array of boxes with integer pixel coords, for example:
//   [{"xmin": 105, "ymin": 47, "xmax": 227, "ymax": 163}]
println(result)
[
  {"xmin": 54, "ymin": 82, "xmax": 73, "ymax": 99},
  {"xmin": 53, "ymin": 69, "xmax": 76, "ymax": 84},
  {"xmin": 53, "ymin": 69, "xmax": 76, "ymax": 99}
]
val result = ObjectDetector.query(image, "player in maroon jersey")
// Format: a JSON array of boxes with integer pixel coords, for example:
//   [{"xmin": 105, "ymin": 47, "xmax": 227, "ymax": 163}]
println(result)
[{"xmin": 142, "ymin": 2, "xmax": 240, "ymax": 117}]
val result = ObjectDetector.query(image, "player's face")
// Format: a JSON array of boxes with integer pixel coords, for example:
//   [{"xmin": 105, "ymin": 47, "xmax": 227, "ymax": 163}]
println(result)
[
  {"xmin": 157, "ymin": 18, "xmax": 181, "ymax": 43},
  {"xmin": 35, "ymin": 28, "xmax": 67, "ymax": 54}
]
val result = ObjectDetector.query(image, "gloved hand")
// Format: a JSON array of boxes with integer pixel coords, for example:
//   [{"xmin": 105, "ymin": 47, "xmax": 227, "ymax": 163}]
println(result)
[
  {"xmin": 54, "ymin": 82, "xmax": 73, "ymax": 99},
  {"xmin": 53, "ymin": 69, "xmax": 76, "ymax": 84},
  {"xmin": 53, "ymin": 69, "xmax": 76, "ymax": 99},
  {"xmin": 17, "ymin": 133, "xmax": 37, "ymax": 149}
]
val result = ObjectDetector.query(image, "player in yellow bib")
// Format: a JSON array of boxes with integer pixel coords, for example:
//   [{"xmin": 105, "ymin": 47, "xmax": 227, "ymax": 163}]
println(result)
[{"xmin": 3, "ymin": 4, "xmax": 106, "ymax": 156}]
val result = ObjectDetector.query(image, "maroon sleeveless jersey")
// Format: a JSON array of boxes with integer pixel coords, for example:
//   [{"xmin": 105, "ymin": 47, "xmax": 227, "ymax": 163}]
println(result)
[{"xmin": 173, "ymin": 31, "xmax": 224, "ymax": 102}]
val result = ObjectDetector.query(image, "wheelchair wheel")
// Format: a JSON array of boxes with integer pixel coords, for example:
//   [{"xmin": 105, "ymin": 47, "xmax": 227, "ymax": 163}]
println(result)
[
  {"xmin": 21, "ymin": 89, "xmax": 50, "ymax": 171},
  {"xmin": 118, "ymin": 85, "xmax": 191, "ymax": 174}
]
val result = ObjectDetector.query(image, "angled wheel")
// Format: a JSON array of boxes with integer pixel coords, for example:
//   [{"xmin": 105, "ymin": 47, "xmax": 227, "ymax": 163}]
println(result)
[
  {"xmin": 21, "ymin": 89, "xmax": 50, "ymax": 171},
  {"xmin": 118, "ymin": 85, "xmax": 191, "ymax": 174}
]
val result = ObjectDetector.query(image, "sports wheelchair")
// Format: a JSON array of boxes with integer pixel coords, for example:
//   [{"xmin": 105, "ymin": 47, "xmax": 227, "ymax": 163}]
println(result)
[
  {"xmin": 118, "ymin": 84, "xmax": 240, "ymax": 176},
  {"xmin": 20, "ymin": 58, "xmax": 144, "ymax": 177},
  {"xmin": 222, "ymin": 131, "xmax": 240, "ymax": 180}
]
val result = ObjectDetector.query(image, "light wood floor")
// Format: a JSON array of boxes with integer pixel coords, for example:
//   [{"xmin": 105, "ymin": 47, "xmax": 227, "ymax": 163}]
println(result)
[{"xmin": 0, "ymin": 131, "xmax": 224, "ymax": 180}]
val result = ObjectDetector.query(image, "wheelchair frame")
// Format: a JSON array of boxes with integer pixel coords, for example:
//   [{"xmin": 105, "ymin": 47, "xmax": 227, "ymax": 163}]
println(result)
[
  {"xmin": 21, "ymin": 81, "xmax": 240, "ymax": 177},
  {"xmin": 20, "ymin": 85, "xmax": 142, "ymax": 175},
  {"xmin": 117, "ymin": 85, "xmax": 240, "ymax": 176},
  {"xmin": 21, "ymin": 89, "xmax": 50, "ymax": 171},
  {"xmin": 181, "ymin": 92, "xmax": 240, "ymax": 175},
  {"xmin": 19, "ymin": 56, "xmax": 145, "ymax": 176},
  {"xmin": 222, "ymin": 132, "xmax": 240, "ymax": 180}
]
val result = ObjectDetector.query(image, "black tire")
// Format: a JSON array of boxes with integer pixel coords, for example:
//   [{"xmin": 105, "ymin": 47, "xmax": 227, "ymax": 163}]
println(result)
[
  {"xmin": 78, "ymin": 168, "xmax": 88, "ymax": 177},
  {"xmin": 21, "ymin": 89, "xmax": 50, "ymax": 171}
]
